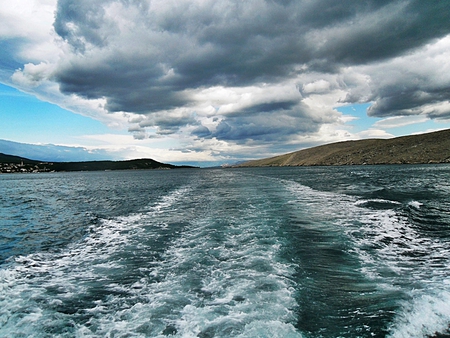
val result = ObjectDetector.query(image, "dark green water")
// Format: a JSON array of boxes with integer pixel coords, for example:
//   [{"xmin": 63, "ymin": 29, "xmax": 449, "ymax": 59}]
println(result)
[{"xmin": 1, "ymin": 165, "xmax": 449, "ymax": 337}]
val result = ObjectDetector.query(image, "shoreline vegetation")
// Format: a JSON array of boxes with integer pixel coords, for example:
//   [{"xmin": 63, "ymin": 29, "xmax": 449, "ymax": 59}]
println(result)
[
  {"xmin": 234, "ymin": 128, "xmax": 450, "ymax": 167},
  {"xmin": 0, "ymin": 155, "xmax": 197, "ymax": 174}
]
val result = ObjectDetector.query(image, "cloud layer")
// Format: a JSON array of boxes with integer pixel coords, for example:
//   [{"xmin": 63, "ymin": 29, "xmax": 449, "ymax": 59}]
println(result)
[
  {"xmin": 2, "ymin": 0, "xmax": 450, "ymax": 162},
  {"xmin": 0, "ymin": 139, "xmax": 111, "ymax": 162}
]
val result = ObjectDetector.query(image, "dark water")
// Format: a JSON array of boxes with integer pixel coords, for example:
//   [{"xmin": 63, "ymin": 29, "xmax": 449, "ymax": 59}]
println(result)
[{"xmin": 1, "ymin": 165, "xmax": 450, "ymax": 337}]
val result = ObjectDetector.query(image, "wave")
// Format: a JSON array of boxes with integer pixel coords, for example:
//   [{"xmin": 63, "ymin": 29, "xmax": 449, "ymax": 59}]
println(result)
[
  {"xmin": 2, "ymin": 167, "xmax": 449, "ymax": 337},
  {"xmin": 0, "ymin": 185, "xmax": 193, "ymax": 336},
  {"xmin": 388, "ymin": 288, "xmax": 450, "ymax": 338},
  {"xmin": 280, "ymin": 176, "xmax": 450, "ymax": 337},
  {"xmin": 407, "ymin": 200, "xmax": 423, "ymax": 209},
  {"xmin": 354, "ymin": 198, "xmax": 402, "ymax": 209},
  {"xmin": 0, "ymin": 179, "xmax": 302, "ymax": 337}
]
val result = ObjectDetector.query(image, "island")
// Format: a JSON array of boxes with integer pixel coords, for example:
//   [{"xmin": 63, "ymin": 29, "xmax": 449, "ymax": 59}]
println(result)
[
  {"xmin": 0, "ymin": 154, "xmax": 197, "ymax": 173},
  {"xmin": 235, "ymin": 128, "xmax": 450, "ymax": 167}
]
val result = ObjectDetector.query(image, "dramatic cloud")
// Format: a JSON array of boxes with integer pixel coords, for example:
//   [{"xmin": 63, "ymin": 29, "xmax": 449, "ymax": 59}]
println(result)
[{"xmin": 1, "ymin": 0, "xmax": 450, "ymax": 163}]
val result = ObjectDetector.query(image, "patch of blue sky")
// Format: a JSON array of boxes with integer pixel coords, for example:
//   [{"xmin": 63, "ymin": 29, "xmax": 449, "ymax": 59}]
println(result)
[
  {"xmin": 336, "ymin": 103, "xmax": 450, "ymax": 136},
  {"xmin": 0, "ymin": 83, "xmax": 113, "ymax": 144},
  {"xmin": 335, "ymin": 103, "xmax": 380, "ymax": 132}
]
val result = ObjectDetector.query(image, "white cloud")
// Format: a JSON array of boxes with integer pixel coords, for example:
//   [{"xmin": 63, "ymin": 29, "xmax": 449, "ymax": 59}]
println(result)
[
  {"xmin": 356, "ymin": 129, "xmax": 394, "ymax": 139},
  {"xmin": 302, "ymin": 79, "xmax": 331, "ymax": 94},
  {"xmin": 0, "ymin": 0, "xmax": 59, "ymax": 62},
  {"xmin": 11, "ymin": 62, "xmax": 54, "ymax": 87},
  {"xmin": 374, "ymin": 115, "xmax": 429, "ymax": 129}
]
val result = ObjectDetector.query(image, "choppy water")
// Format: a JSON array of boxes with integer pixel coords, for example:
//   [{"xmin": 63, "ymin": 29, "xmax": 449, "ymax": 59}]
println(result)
[{"xmin": 1, "ymin": 165, "xmax": 450, "ymax": 337}]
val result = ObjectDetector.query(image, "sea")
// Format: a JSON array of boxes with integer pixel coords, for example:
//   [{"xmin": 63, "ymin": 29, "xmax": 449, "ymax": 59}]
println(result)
[{"xmin": 1, "ymin": 165, "xmax": 450, "ymax": 338}]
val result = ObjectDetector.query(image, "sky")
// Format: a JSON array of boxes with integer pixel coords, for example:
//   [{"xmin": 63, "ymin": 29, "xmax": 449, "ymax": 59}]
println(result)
[{"xmin": 1, "ymin": 0, "xmax": 450, "ymax": 167}]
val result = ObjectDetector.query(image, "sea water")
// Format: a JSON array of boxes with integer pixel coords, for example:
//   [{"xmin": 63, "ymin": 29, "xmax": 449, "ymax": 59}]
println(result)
[{"xmin": 1, "ymin": 165, "xmax": 449, "ymax": 337}]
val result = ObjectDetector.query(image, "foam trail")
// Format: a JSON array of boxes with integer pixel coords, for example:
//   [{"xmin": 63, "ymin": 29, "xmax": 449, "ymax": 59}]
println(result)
[
  {"xmin": 157, "ymin": 214, "xmax": 301, "ymax": 337},
  {"xmin": 0, "ymin": 180, "xmax": 302, "ymax": 337},
  {"xmin": 281, "ymin": 175, "xmax": 450, "ymax": 337},
  {"xmin": 0, "ymin": 186, "xmax": 192, "ymax": 336},
  {"xmin": 3, "ymin": 166, "xmax": 448, "ymax": 337}
]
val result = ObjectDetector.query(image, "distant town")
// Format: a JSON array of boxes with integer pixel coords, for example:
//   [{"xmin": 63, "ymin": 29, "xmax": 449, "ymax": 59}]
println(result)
[{"xmin": 1, "ymin": 160, "xmax": 54, "ymax": 174}]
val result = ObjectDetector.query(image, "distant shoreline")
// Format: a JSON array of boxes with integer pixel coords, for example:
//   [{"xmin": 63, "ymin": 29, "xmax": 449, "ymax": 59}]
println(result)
[
  {"xmin": 235, "ymin": 129, "xmax": 450, "ymax": 167},
  {"xmin": 0, "ymin": 154, "xmax": 198, "ymax": 174}
]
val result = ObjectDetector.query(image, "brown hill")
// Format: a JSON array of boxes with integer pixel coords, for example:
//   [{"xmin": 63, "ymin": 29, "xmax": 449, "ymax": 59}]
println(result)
[{"xmin": 236, "ymin": 129, "xmax": 450, "ymax": 167}]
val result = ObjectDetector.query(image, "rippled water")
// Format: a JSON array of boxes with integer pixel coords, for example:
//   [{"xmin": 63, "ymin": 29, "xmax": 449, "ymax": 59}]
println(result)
[{"xmin": 1, "ymin": 165, "xmax": 449, "ymax": 337}]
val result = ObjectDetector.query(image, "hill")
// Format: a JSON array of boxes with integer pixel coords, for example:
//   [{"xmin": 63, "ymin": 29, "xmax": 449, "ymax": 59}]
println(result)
[
  {"xmin": 0, "ymin": 153, "xmax": 40, "ymax": 165},
  {"xmin": 0, "ymin": 154, "xmax": 196, "ymax": 173},
  {"xmin": 235, "ymin": 129, "xmax": 450, "ymax": 167}
]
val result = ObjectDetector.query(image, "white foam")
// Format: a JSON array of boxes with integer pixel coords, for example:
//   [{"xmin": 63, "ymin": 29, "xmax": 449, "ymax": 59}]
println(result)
[
  {"xmin": 354, "ymin": 198, "xmax": 402, "ymax": 206},
  {"xmin": 0, "ymin": 182, "xmax": 304, "ymax": 337},
  {"xmin": 281, "ymin": 176, "xmax": 450, "ymax": 336},
  {"xmin": 239, "ymin": 320, "xmax": 302, "ymax": 338},
  {"xmin": 155, "ymin": 212, "xmax": 301, "ymax": 337},
  {"xmin": 408, "ymin": 200, "xmax": 423, "ymax": 209},
  {"xmin": 388, "ymin": 290, "xmax": 450, "ymax": 338},
  {"xmin": 0, "ymin": 186, "xmax": 193, "ymax": 336}
]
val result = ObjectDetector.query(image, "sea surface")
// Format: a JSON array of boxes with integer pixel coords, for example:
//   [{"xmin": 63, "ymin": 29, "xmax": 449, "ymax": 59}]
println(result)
[{"xmin": 1, "ymin": 165, "xmax": 450, "ymax": 337}]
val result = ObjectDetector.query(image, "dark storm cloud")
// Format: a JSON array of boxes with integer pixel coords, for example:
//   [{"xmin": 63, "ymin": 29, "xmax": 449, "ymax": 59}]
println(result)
[
  {"xmin": 192, "ymin": 125, "xmax": 212, "ymax": 138},
  {"xmin": 211, "ymin": 112, "xmax": 318, "ymax": 143},
  {"xmin": 368, "ymin": 85, "xmax": 450, "ymax": 118},
  {"xmin": 139, "ymin": 110, "xmax": 198, "ymax": 135},
  {"xmin": 307, "ymin": 0, "xmax": 450, "ymax": 65},
  {"xmin": 55, "ymin": 52, "xmax": 190, "ymax": 113},
  {"xmin": 50, "ymin": 0, "xmax": 450, "ymax": 141},
  {"xmin": 341, "ymin": 36, "xmax": 450, "ymax": 120},
  {"xmin": 54, "ymin": 0, "xmax": 113, "ymax": 52},
  {"xmin": 376, "ymin": 80, "xmax": 450, "ymax": 120},
  {"xmin": 240, "ymin": 101, "xmax": 299, "ymax": 115},
  {"xmin": 200, "ymin": 100, "xmax": 334, "ymax": 143}
]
